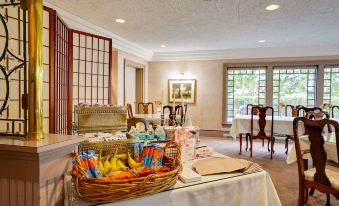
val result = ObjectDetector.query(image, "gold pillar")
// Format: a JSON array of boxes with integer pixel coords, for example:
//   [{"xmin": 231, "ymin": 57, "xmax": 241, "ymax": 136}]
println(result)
[{"xmin": 28, "ymin": 0, "xmax": 44, "ymax": 140}]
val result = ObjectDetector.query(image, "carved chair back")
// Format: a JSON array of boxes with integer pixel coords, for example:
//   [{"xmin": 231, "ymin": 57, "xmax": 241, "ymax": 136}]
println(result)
[
  {"xmin": 250, "ymin": 106, "xmax": 275, "ymax": 159},
  {"xmin": 137, "ymin": 102, "xmax": 154, "ymax": 114},
  {"xmin": 297, "ymin": 106, "xmax": 322, "ymax": 117},
  {"xmin": 246, "ymin": 104, "xmax": 264, "ymax": 115},
  {"xmin": 286, "ymin": 105, "xmax": 301, "ymax": 117}
]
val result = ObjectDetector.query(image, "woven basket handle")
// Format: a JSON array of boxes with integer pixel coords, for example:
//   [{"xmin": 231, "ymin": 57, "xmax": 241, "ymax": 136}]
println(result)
[{"xmin": 164, "ymin": 141, "xmax": 182, "ymax": 169}]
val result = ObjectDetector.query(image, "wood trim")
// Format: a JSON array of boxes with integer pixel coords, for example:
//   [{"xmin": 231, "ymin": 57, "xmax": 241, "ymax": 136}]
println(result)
[
  {"xmin": 223, "ymin": 59, "xmax": 339, "ymax": 68},
  {"xmin": 108, "ymin": 41, "xmax": 113, "ymax": 104},
  {"xmin": 72, "ymin": 29, "xmax": 111, "ymax": 41},
  {"xmin": 123, "ymin": 59, "xmax": 146, "ymax": 105},
  {"xmin": 48, "ymin": 7, "xmax": 56, "ymax": 134},
  {"xmin": 67, "ymin": 29, "xmax": 74, "ymax": 135},
  {"xmin": 123, "ymin": 59, "xmax": 126, "ymax": 105}
]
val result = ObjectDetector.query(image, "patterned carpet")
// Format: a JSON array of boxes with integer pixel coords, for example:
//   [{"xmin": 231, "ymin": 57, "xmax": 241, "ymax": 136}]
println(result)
[{"xmin": 200, "ymin": 136, "xmax": 339, "ymax": 206}]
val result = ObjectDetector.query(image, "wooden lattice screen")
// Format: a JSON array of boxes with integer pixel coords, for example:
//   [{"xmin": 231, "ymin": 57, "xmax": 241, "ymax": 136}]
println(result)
[
  {"xmin": 0, "ymin": 4, "xmax": 51, "ymax": 135},
  {"xmin": 0, "ymin": 5, "xmax": 113, "ymax": 136},
  {"xmin": 71, "ymin": 30, "xmax": 112, "ymax": 122},
  {"xmin": 49, "ymin": 14, "xmax": 71, "ymax": 134}
]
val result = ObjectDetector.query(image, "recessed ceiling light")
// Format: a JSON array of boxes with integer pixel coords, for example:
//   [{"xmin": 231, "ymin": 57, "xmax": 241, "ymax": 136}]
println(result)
[
  {"xmin": 265, "ymin": 4, "xmax": 280, "ymax": 11},
  {"xmin": 160, "ymin": 45, "xmax": 167, "ymax": 48},
  {"xmin": 258, "ymin": 40, "xmax": 266, "ymax": 43},
  {"xmin": 115, "ymin": 19, "xmax": 126, "ymax": 23}
]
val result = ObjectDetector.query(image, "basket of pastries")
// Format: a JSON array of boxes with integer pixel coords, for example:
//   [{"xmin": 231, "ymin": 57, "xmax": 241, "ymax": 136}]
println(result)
[{"xmin": 71, "ymin": 141, "xmax": 182, "ymax": 203}]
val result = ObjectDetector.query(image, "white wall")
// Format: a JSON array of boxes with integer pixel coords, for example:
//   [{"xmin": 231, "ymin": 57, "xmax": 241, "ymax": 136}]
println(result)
[
  {"xmin": 148, "ymin": 60, "xmax": 224, "ymax": 130},
  {"xmin": 117, "ymin": 51, "xmax": 149, "ymax": 105}
]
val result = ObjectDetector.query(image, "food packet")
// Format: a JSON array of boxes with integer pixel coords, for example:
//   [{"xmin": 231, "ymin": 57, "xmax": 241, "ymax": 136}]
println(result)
[{"xmin": 131, "ymin": 142, "xmax": 141, "ymax": 163}]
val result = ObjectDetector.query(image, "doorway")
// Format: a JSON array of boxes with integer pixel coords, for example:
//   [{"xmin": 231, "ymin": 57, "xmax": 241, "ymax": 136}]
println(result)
[{"xmin": 124, "ymin": 59, "xmax": 145, "ymax": 114}]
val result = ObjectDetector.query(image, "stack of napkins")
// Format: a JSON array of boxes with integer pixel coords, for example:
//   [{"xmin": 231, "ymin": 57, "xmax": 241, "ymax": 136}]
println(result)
[
  {"xmin": 192, "ymin": 157, "xmax": 247, "ymax": 176},
  {"xmin": 179, "ymin": 166, "xmax": 202, "ymax": 183}
]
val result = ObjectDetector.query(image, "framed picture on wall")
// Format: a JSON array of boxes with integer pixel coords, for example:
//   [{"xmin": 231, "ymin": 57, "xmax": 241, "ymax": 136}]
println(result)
[{"xmin": 168, "ymin": 79, "xmax": 196, "ymax": 104}]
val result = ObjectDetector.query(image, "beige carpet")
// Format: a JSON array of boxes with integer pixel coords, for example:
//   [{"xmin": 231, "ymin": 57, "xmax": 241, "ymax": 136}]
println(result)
[{"xmin": 200, "ymin": 136, "xmax": 339, "ymax": 206}]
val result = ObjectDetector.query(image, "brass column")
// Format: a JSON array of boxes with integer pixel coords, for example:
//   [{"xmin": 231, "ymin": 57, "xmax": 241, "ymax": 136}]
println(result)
[{"xmin": 28, "ymin": 0, "xmax": 44, "ymax": 140}]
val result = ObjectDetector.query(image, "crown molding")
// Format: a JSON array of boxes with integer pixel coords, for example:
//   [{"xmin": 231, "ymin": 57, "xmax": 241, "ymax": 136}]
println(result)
[
  {"xmin": 151, "ymin": 46, "xmax": 339, "ymax": 62},
  {"xmin": 44, "ymin": 1, "xmax": 153, "ymax": 61}
]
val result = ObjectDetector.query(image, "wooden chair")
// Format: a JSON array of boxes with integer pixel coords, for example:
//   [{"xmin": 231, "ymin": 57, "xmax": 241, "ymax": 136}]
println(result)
[
  {"xmin": 297, "ymin": 106, "xmax": 322, "ymax": 117},
  {"xmin": 284, "ymin": 105, "xmax": 301, "ymax": 154},
  {"xmin": 127, "ymin": 117, "xmax": 149, "ymax": 131},
  {"xmin": 176, "ymin": 103, "xmax": 188, "ymax": 124},
  {"xmin": 127, "ymin": 103, "xmax": 134, "ymax": 119},
  {"xmin": 286, "ymin": 108, "xmax": 329, "ymax": 154},
  {"xmin": 137, "ymin": 102, "xmax": 154, "ymax": 114},
  {"xmin": 249, "ymin": 106, "xmax": 275, "ymax": 159},
  {"xmin": 292, "ymin": 117, "xmax": 339, "ymax": 206},
  {"xmin": 175, "ymin": 105, "xmax": 185, "ymax": 126},
  {"xmin": 306, "ymin": 111, "xmax": 330, "ymax": 120},
  {"xmin": 162, "ymin": 105, "xmax": 175, "ymax": 126},
  {"xmin": 331, "ymin": 105, "xmax": 339, "ymax": 118},
  {"xmin": 246, "ymin": 104, "xmax": 264, "ymax": 115},
  {"xmin": 161, "ymin": 105, "xmax": 184, "ymax": 126},
  {"xmin": 246, "ymin": 104, "xmax": 265, "ymax": 151},
  {"xmin": 286, "ymin": 105, "xmax": 301, "ymax": 117}
]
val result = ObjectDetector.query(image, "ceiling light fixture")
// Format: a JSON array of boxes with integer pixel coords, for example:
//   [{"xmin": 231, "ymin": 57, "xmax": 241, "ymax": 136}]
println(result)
[
  {"xmin": 258, "ymin": 40, "xmax": 266, "ymax": 43},
  {"xmin": 265, "ymin": 4, "xmax": 280, "ymax": 11},
  {"xmin": 160, "ymin": 45, "xmax": 167, "ymax": 48},
  {"xmin": 115, "ymin": 18, "xmax": 126, "ymax": 23}
]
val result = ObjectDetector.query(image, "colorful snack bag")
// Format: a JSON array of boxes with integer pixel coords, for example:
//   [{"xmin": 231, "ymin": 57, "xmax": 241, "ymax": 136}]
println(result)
[
  {"xmin": 146, "ymin": 147, "xmax": 155, "ymax": 167},
  {"xmin": 80, "ymin": 155, "xmax": 93, "ymax": 178},
  {"xmin": 87, "ymin": 157, "xmax": 98, "ymax": 178},
  {"xmin": 142, "ymin": 147, "xmax": 150, "ymax": 166},
  {"xmin": 132, "ymin": 143, "xmax": 141, "ymax": 163},
  {"xmin": 151, "ymin": 147, "xmax": 164, "ymax": 167}
]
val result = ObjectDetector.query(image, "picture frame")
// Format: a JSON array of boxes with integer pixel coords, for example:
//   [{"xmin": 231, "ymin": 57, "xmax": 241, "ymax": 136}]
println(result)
[{"xmin": 168, "ymin": 79, "xmax": 196, "ymax": 104}]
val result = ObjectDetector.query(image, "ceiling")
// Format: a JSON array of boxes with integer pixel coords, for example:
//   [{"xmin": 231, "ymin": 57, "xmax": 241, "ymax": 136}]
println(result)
[{"xmin": 45, "ymin": 0, "xmax": 339, "ymax": 53}]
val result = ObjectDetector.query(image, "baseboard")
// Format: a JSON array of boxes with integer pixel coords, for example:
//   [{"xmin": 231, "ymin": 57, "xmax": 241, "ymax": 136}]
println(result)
[{"xmin": 199, "ymin": 130, "xmax": 229, "ymax": 137}]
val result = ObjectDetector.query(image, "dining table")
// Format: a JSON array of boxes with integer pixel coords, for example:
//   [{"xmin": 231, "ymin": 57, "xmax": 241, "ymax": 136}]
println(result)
[
  {"xmin": 287, "ymin": 133, "xmax": 338, "ymax": 164},
  {"xmin": 66, "ymin": 153, "xmax": 282, "ymax": 206},
  {"xmin": 229, "ymin": 115, "xmax": 296, "ymax": 139},
  {"xmin": 230, "ymin": 115, "xmax": 338, "ymax": 164}
]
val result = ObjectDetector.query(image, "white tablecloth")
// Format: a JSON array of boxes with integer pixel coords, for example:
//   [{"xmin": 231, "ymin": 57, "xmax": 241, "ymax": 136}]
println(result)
[
  {"xmin": 69, "ymin": 154, "xmax": 281, "ymax": 206},
  {"xmin": 286, "ymin": 135, "xmax": 338, "ymax": 164},
  {"xmin": 229, "ymin": 115, "xmax": 296, "ymax": 139}
]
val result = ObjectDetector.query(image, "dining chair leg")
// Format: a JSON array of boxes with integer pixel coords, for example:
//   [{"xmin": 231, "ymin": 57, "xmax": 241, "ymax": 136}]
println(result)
[
  {"xmin": 267, "ymin": 140, "xmax": 270, "ymax": 152},
  {"xmin": 326, "ymin": 193, "xmax": 331, "ymax": 206},
  {"xmin": 304, "ymin": 188, "xmax": 309, "ymax": 203},
  {"xmin": 250, "ymin": 136, "xmax": 253, "ymax": 157},
  {"xmin": 270, "ymin": 139, "xmax": 273, "ymax": 159},
  {"xmin": 285, "ymin": 135, "xmax": 292, "ymax": 154},
  {"xmin": 245, "ymin": 134, "xmax": 248, "ymax": 151},
  {"xmin": 298, "ymin": 183, "xmax": 305, "ymax": 206},
  {"xmin": 239, "ymin": 133, "xmax": 242, "ymax": 155},
  {"xmin": 309, "ymin": 188, "xmax": 315, "ymax": 196},
  {"xmin": 285, "ymin": 138, "xmax": 289, "ymax": 154},
  {"xmin": 262, "ymin": 139, "xmax": 264, "ymax": 147},
  {"xmin": 272, "ymin": 137, "xmax": 275, "ymax": 154}
]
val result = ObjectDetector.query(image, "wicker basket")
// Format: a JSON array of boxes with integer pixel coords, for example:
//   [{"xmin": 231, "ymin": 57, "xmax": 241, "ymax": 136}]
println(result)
[{"xmin": 71, "ymin": 141, "xmax": 182, "ymax": 203}]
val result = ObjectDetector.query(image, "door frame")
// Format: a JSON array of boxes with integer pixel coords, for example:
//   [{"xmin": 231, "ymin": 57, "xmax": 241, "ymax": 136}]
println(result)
[{"xmin": 123, "ymin": 59, "xmax": 145, "ymax": 106}]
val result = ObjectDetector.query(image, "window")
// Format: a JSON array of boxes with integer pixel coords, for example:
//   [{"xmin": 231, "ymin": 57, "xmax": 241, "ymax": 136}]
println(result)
[
  {"xmin": 273, "ymin": 66, "xmax": 317, "ymax": 115},
  {"xmin": 226, "ymin": 68, "xmax": 266, "ymax": 122},
  {"xmin": 323, "ymin": 66, "xmax": 339, "ymax": 105}
]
